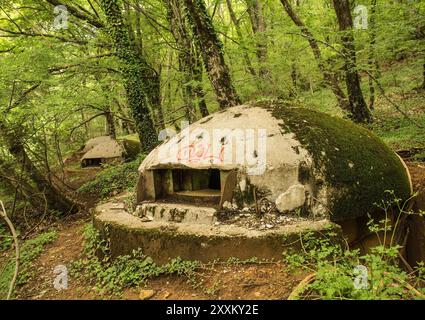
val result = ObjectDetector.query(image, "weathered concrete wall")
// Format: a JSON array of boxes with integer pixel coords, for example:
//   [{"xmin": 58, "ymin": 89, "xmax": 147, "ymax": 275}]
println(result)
[{"xmin": 93, "ymin": 201, "xmax": 342, "ymax": 264}]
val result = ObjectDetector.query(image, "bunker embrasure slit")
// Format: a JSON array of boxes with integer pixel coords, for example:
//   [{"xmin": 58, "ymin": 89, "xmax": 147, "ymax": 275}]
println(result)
[{"xmin": 152, "ymin": 168, "xmax": 222, "ymax": 205}]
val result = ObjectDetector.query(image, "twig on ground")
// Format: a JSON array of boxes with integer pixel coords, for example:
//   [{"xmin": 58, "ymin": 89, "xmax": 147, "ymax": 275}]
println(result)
[
  {"xmin": 288, "ymin": 273, "xmax": 316, "ymax": 300},
  {"xmin": 0, "ymin": 200, "xmax": 20, "ymax": 300}
]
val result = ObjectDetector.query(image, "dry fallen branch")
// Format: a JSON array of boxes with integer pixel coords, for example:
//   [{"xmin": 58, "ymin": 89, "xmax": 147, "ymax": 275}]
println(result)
[
  {"xmin": 287, "ymin": 273, "xmax": 316, "ymax": 300},
  {"xmin": 0, "ymin": 200, "xmax": 20, "ymax": 300}
]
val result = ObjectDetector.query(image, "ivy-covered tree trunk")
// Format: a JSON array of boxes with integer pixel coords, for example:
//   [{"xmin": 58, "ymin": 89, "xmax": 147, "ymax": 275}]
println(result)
[
  {"xmin": 332, "ymin": 0, "xmax": 372, "ymax": 123},
  {"xmin": 100, "ymin": 0, "xmax": 158, "ymax": 152},
  {"xmin": 104, "ymin": 107, "xmax": 116, "ymax": 138},
  {"xmin": 193, "ymin": 54, "xmax": 210, "ymax": 117},
  {"xmin": 183, "ymin": 0, "xmax": 241, "ymax": 109}
]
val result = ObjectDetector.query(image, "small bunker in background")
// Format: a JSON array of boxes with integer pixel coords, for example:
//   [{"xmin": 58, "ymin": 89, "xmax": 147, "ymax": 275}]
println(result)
[
  {"xmin": 93, "ymin": 102, "xmax": 413, "ymax": 263},
  {"xmin": 81, "ymin": 135, "xmax": 141, "ymax": 167}
]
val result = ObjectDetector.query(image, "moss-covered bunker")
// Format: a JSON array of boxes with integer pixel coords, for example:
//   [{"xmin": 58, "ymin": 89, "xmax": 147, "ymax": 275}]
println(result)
[
  {"xmin": 137, "ymin": 102, "xmax": 411, "ymax": 223},
  {"xmin": 265, "ymin": 102, "xmax": 411, "ymax": 221}
]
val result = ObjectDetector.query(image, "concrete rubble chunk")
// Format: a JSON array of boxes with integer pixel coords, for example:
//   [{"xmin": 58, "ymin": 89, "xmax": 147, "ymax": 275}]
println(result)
[{"xmin": 275, "ymin": 184, "xmax": 306, "ymax": 213}]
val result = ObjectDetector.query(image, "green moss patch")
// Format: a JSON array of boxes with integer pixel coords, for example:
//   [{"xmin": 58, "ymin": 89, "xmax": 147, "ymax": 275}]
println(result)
[
  {"xmin": 117, "ymin": 134, "xmax": 142, "ymax": 160},
  {"xmin": 259, "ymin": 101, "xmax": 411, "ymax": 221}
]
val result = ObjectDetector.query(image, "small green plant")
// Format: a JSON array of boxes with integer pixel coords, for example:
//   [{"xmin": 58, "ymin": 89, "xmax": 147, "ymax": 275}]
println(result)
[
  {"xmin": 284, "ymin": 193, "xmax": 425, "ymax": 300},
  {"xmin": 77, "ymin": 155, "xmax": 145, "ymax": 198},
  {"xmin": 0, "ymin": 230, "xmax": 57, "ymax": 299},
  {"xmin": 226, "ymin": 257, "xmax": 261, "ymax": 265},
  {"xmin": 123, "ymin": 193, "xmax": 137, "ymax": 213},
  {"xmin": 204, "ymin": 280, "xmax": 221, "ymax": 297}
]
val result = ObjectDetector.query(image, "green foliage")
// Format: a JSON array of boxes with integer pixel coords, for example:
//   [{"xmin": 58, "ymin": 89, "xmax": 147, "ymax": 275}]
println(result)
[
  {"xmin": 0, "ymin": 224, "xmax": 13, "ymax": 252},
  {"xmin": 283, "ymin": 196, "xmax": 425, "ymax": 300},
  {"xmin": 77, "ymin": 155, "xmax": 145, "ymax": 198},
  {"xmin": 0, "ymin": 231, "xmax": 57, "ymax": 299},
  {"xmin": 284, "ymin": 233, "xmax": 425, "ymax": 300},
  {"xmin": 70, "ymin": 224, "xmax": 200, "ymax": 296},
  {"xmin": 225, "ymin": 257, "xmax": 261, "ymax": 265}
]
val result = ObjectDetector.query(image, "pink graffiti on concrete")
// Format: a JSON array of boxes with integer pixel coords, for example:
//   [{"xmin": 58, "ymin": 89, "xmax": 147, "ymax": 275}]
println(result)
[{"xmin": 176, "ymin": 142, "xmax": 225, "ymax": 163}]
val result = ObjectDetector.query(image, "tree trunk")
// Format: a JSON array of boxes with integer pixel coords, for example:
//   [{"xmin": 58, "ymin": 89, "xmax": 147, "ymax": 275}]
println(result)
[
  {"xmin": 193, "ymin": 54, "xmax": 209, "ymax": 117},
  {"xmin": 100, "ymin": 0, "xmax": 158, "ymax": 152},
  {"xmin": 247, "ymin": 0, "xmax": 269, "ymax": 79},
  {"xmin": 183, "ymin": 0, "xmax": 241, "ymax": 109},
  {"xmin": 166, "ymin": 0, "xmax": 209, "ymax": 118},
  {"xmin": 148, "ymin": 73, "xmax": 165, "ymax": 131},
  {"xmin": 332, "ymin": 0, "xmax": 372, "ymax": 123},
  {"xmin": 80, "ymin": 109, "xmax": 89, "ymax": 139},
  {"xmin": 114, "ymin": 99, "xmax": 131, "ymax": 135},
  {"xmin": 226, "ymin": 0, "xmax": 256, "ymax": 77},
  {"xmin": 0, "ymin": 121, "xmax": 76, "ymax": 214},
  {"xmin": 368, "ymin": 0, "xmax": 377, "ymax": 110},
  {"xmin": 291, "ymin": 63, "xmax": 298, "ymax": 88},
  {"xmin": 166, "ymin": 0, "xmax": 196, "ymax": 122},
  {"xmin": 280, "ymin": 0, "xmax": 349, "ymax": 111},
  {"xmin": 0, "ymin": 158, "xmax": 44, "ymax": 209},
  {"xmin": 104, "ymin": 107, "xmax": 116, "ymax": 138}
]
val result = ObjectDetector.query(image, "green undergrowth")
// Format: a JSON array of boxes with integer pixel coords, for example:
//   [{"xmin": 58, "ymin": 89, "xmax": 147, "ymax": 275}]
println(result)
[
  {"xmin": 373, "ymin": 112, "xmax": 425, "ymax": 153},
  {"xmin": 0, "ymin": 224, "xmax": 12, "ymax": 252},
  {"xmin": 287, "ymin": 58, "xmax": 425, "ymax": 153},
  {"xmin": 70, "ymin": 224, "xmax": 277, "ymax": 297},
  {"xmin": 0, "ymin": 231, "xmax": 57, "ymax": 299},
  {"xmin": 69, "ymin": 224, "xmax": 201, "ymax": 296},
  {"xmin": 283, "ymin": 195, "xmax": 425, "ymax": 300},
  {"xmin": 77, "ymin": 155, "xmax": 145, "ymax": 198}
]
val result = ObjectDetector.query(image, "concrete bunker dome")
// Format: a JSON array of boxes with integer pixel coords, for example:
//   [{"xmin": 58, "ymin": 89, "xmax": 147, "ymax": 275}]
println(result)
[
  {"xmin": 137, "ymin": 102, "xmax": 412, "ymax": 222},
  {"xmin": 80, "ymin": 135, "xmax": 141, "ymax": 167}
]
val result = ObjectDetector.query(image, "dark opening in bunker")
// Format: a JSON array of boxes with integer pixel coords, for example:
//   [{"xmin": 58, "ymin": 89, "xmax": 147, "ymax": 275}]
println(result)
[
  {"xmin": 82, "ymin": 158, "xmax": 102, "ymax": 167},
  {"xmin": 152, "ymin": 169, "xmax": 222, "ymax": 205}
]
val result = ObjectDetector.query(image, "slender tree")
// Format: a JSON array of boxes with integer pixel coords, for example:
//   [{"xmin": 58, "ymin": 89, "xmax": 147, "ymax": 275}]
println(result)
[
  {"xmin": 246, "ymin": 0, "xmax": 269, "ymax": 79},
  {"xmin": 280, "ymin": 0, "xmax": 349, "ymax": 111},
  {"xmin": 165, "ymin": 0, "xmax": 209, "ymax": 121},
  {"xmin": 183, "ymin": 0, "xmax": 241, "ymax": 109},
  {"xmin": 368, "ymin": 0, "xmax": 379, "ymax": 110},
  {"xmin": 332, "ymin": 0, "xmax": 372, "ymax": 123}
]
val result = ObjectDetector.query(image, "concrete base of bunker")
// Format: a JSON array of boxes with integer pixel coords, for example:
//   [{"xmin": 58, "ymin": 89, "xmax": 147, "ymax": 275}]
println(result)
[{"xmin": 93, "ymin": 200, "xmax": 343, "ymax": 264}]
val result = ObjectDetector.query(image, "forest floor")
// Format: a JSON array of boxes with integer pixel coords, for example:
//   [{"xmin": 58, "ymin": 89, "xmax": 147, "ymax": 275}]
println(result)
[
  {"xmin": 15, "ymin": 217, "xmax": 305, "ymax": 300},
  {"xmin": 10, "ymin": 157, "xmax": 425, "ymax": 300}
]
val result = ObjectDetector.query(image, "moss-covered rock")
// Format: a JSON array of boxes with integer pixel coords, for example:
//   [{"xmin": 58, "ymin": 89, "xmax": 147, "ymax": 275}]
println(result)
[
  {"xmin": 262, "ymin": 101, "xmax": 411, "ymax": 221},
  {"xmin": 117, "ymin": 135, "xmax": 142, "ymax": 160}
]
